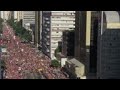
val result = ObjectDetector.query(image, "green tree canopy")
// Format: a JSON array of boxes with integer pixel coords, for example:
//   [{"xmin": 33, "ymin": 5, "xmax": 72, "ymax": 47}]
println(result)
[
  {"xmin": 1, "ymin": 60, "xmax": 6, "ymax": 70},
  {"xmin": 7, "ymin": 19, "xmax": 32, "ymax": 42},
  {"xmin": 0, "ymin": 18, "xmax": 3, "ymax": 33},
  {"xmin": 54, "ymin": 46, "xmax": 61, "ymax": 57},
  {"xmin": 51, "ymin": 59, "xmax": 60, "ymax": 68}
]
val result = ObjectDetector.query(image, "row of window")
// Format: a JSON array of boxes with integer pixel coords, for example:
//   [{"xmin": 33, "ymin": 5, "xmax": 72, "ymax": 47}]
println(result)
[
  {"xmin": 52, "ymin": 16, "xmax": 75, "ymax": 18},
  {"xmin": 51, "ymin": 24, "xmax": 75, "ymax": 26},
  {"xmin": 52, "ymin": 20, "xmax": 75, "ymax": 22}
]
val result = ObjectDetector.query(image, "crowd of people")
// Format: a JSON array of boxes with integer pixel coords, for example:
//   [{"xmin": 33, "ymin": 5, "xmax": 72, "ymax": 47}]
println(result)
[{"xmin": 1, "ymin": 23, "xmax": 67, "ymax": 79}]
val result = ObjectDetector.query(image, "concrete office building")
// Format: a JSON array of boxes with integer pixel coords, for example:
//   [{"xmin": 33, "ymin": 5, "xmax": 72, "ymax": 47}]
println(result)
[
  {"xmin": 42, "ymin": 11, "xmax": 75, "ymax": 60},
  {"xmin": 23, "ymin": 11, "xmax": 35, "ymax": 30},
  {"xmin": 0, "ymin": 11, "xmax": 4, "ymax": 19},
  {"xmin": 6, "ymin": 11, "xmax": 23, "ymax": 25},
  {"xmin": 17, "ymin": 11, "xmax": 23, "ymax": 21},
  {"xmin": 62, "ymin": 30, "xmax": 75, "ymax": 58},
  {"xmin": 97, "ymin": 11, "xmax": 120, "ymax": 79},
  {"xmin": 0, "ymin": 11, "xmax": 11, "ymax": 20},
  {"xmin": 34, "ymin": 11, "xmax": 42, "ymax": 48},
  {"xmin": 75, "ymin": 11, "xmax": 91, "ymax": 77},
  {"xmin": 0, "ymin": 11, "xmax": 1, "ymax": 18},
  {"xmin": 12, "ymin": 11, "xmax": 23, "ymax": 21},
  {"xmin": 74, "ymin": 11, "xmax": 100, "ymax": 78},
  {"xmin": 14, "ymin": 11, "xmax": 17, "ymax": 19}
]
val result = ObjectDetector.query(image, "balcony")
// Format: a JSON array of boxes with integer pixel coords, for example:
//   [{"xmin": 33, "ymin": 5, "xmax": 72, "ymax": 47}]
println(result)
[
  {"xmin": 46, "ymin": 35, "xmax": 50, "ymax": 38},
  {"xmin": 44, "ymin": 37, "xmax": 50, "ymax": 42},
  {"xmin": 46, "ymin": 28, "xmax": 50, "ymax": 31},
  {"xmin": 43, "ymin": 31, "xmax": 48, "ymax": 35},
  {"xmin": 46, "ymin": 49, "xmax": 50, "ymax": 52},
  {"xmin": 51, "ymin": 21, "xmax": 75, "ymax": 24},
  {"xmin": 46, "ymin": 42, "xmax": 50, "ymax": 45},
  {"xmin": 51, "ymin": 25, "xmax": 75, "ymax": 28},
  {"xmin": 51, "ymin": 35, "xmax": 61, "ymax": 38}
]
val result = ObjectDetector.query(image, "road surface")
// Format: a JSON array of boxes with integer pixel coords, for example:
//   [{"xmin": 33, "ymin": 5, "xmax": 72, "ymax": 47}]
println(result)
[{"xmin": 1, "ymin": 23, "xmax": 67, "ymax": 79}]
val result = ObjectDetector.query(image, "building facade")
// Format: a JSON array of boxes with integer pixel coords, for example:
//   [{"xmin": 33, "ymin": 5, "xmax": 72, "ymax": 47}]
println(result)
[
  {"xmin": 97, "ymin": 11, "xmax": 120, "ymax": 79},
  {"xmin": 22, "ymin": 11, "xmax": 35, "ymax": 29},
  {"xmin": 75, "ymin": 11, "xmax": 91, "ymax": 76},
  {"xmin": 62, "ymin": 30, "xmax": 75, "ymax": 58},
  {"xmin": 0, "ymin": 11, "xmax": 11, "ymax": 20},
  {"xmin": 42, "ymin": 11, "xmax": 75, "ymax": 59},
  {"xmin": 17, "ymin": 11, "xmax": 23, "ymax": 21},
  {"xmin": 34, "ymin": 11, "xmax": 42, "ymax": 48},
  {"xmin": 74, "ymin": 11, "xmax": 100, "ymax": 78},
  {"xmin": 13, "ymin": 11, "xmax": 23, "ymax": 21}
]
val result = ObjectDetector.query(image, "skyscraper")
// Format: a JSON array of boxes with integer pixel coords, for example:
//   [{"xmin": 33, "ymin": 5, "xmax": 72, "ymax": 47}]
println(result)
[
  {"xmin": 97, "ymin": 11, "xmax": 120, "ymax": 79},
  {"xmin": 0, "ymin": 11, "xmax": 11, "ymax": 20},
  {"xmin": 12, "ymin": 11, "xmax": 23, "ymax": 21},
  {"xmin": 23, "ymin": 11, "xmax": 35, "ymax": 30},
  {"xmin": 34, "ymin": 11, "xmax": 42, "ymax": 48},
  {"xmin": 62, "ymin": 30, "xmax": 75, "ymax": 58},
  {"xmin": 75, "ymin": 11, "xmax": 99, "ymax": 78},
  {"xmin": 42, "ymin": 11, "xmax": 75, "ymax": 59},
  {"xmin": 17, "ymin": 11, "xmax": 23, "ymax": 21},
  {"xmin": 75, "ymin": 11, "xmax": 91, "ymax": 76}
]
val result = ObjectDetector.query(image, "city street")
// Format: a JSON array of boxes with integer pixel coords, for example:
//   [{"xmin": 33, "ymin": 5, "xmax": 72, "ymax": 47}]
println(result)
[{"xmin": 1, "ymin": 23, "xmax": 67, "ymax": 79}]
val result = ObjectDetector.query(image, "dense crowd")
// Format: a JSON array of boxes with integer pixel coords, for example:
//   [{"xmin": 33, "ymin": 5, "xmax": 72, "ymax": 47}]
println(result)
[{"xmin": 1, "ymin": 23, "xmax": 67, "ymax": 79}]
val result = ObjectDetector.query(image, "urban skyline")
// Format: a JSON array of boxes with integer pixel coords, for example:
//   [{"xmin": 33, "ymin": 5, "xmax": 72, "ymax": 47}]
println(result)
[{"xmin": 0, "ymin": 11, "xmax": 120, "ymax": 79}]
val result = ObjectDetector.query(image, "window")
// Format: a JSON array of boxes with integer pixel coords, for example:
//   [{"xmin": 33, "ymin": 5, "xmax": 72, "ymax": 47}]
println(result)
[
  {"xmin": 77, "ymin": 77, "xmax": 80, "ymax": 79},
  {"xmin": 45, "ymin": 24, "xmax": 47, "ymax": 27},
  {"xmin": 107, "ymin": 66, "xmax": 110, "ymax": 70},
  {"xmin": 46, "ymin": 28, "xmax": 50, "ymax": 31},
  {"xmin": 56, "ymin": 17, "xmax": 60, "ymax": 18},
  {"xmin": 45, "ymin": 18, "xmax": 49, "ymax": 20},
  {"xmin": 47, "ymin": 21, "xmax": 50, "ymax": 24},
  {"xmin": 109, "ymin": 43, "xmax": 112, "ymax": 46},
  {"xmin": 113, "ymin": 37, "xmax": 116, "ymax": 40}
]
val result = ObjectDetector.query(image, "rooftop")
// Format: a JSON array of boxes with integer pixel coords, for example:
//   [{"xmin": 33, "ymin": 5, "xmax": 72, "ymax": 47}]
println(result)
[
  {"xmin": 104, "ymin": 11, "xmax": 120, "ymax": 29},
  {"xmin": 68, "ymin": 58, "xmax": 84, "ymax": 67},
  {"xmin": 104, "ymin": 11, "xmax": 120, "ymax": 23}
]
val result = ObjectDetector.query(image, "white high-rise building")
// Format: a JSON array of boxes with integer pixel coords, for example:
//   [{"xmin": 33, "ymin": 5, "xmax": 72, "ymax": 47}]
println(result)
[
  {"xmin": 0, "ymin": 11, "xmax": 4, "ymax": 19},
  {"xmin": 23, "ymin": 11, "xmax": 35, "ymax": 30},
  {"xmin": 0, "ymin": 11, "xmax": 11, "ymax": 20},
  {"xmin": 42, "ymin": 11, "xmax": 75, "ymax": 60},
  {"xmin": 13, "ymin": 11, "xmax": 23, "ymax": 21},
  {"xmin": 13, "ymin": 11, "xmax": 18, "ymax": 20}
]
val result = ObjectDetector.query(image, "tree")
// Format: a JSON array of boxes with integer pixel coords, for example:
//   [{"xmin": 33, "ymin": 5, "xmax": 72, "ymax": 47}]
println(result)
[
  {"xmin": 54, "ymin": 46, "xmax": 60, "ymax": 57},
  {"xmin": 51, "ymin": 59, "xmax": 60, "ymax": 68},
  {"xmin": 7, "ymin": 18, "xmax": 32, "ymax": 42},
  {"xmin": 0, "ymin": 18, "xmax": 3, "ymax": 33},
  {"xmin": 1, "ymin": 60, "xmax": 6, "ymax": 70}
]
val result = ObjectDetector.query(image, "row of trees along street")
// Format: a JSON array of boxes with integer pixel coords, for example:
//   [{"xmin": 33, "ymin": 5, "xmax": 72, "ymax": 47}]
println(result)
[
  {"xmin": 0, "ymin": 18, "xmax": 5, "ymax": 79},
  {"xmin": 7, "ymin": 19, "xmax": 32, "ymax": 42},
  {"xmin": 7, "ymin": 19, "xmax": 61, "ymax": 73},
  {"xmin": 0, "ymin": 18, "xmax": 3, "ymax": 34}
]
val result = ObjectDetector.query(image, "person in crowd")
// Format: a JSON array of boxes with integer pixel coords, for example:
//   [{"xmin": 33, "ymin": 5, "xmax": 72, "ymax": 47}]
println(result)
[{"xmin": 1, "ymin": 24, "xmax": 67, "ymax": 79}]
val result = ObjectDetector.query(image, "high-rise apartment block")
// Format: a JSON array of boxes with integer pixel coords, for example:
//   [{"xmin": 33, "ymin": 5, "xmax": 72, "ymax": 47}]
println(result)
[
  {"xmin": 75, "ymin": 11, "xmax": 120, "ymax": 79},
  {"xmin": 0, "ymin": 11, "xmax": 11, "ymax": 20},
  {"xmin": 42, "ymin": 11, "xmax": 75, "ymax": 59},
  {"xmin": 13, "ymin": 11, "xmax": 23, "ymax": 21},
  {"xmin": 74, "ymin": 11, "xmax": 100, "ymax": 78},
  {"xmin": 23, "ymin": 11, "xmax": 35, "ymax": 30},
  {"xmin": 62, "ymin": 30, "xmax": 75, "ymax": 58}
]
